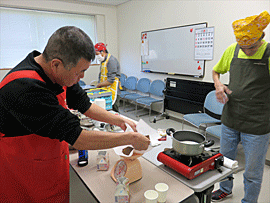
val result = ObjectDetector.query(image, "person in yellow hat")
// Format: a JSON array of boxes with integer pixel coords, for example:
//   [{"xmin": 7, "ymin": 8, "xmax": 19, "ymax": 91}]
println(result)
[
  {"xmin": 94, "ymin": 43, "xmax": 121, "ymax": 112},
  {"xmin": 212, "ymin": 11, "xmax": 270, "ymax": 202}
]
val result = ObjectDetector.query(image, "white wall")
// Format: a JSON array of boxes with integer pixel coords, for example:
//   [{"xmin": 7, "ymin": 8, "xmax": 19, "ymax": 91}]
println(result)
[
  {"xmin": 0, "ymin": 0, "xmax": 119, "ymax": 84},
  {"xmin": 117, "ymin": 0, "xmax": 270, "ymax": 85},
  {"xmin": 1, "ymin": 0, "xmax": 269, "ymax": 85}
]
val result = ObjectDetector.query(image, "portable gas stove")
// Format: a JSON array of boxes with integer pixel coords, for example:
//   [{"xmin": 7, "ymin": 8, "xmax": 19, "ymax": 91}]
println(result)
[{"xmin": 157, "ymin": 149, "xmax": 224, "ymax": 180}]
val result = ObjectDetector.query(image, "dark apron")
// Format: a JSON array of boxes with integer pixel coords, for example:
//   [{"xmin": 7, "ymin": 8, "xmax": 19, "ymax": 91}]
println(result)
[
  {"xmin": 221, "ymin": 43, "xmax": 270, "ymax": 135},
  {"xmin": 0, "ymin": 70, "xmax": 69, "ymax": 202}
]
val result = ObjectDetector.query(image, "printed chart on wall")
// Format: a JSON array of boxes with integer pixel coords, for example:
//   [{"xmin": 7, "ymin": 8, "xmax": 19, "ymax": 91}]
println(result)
[
  {"xmin": 141, "ymin": 23, "xmax": 207, "ymax": 78},
  {"xmin": 194, "ymin": 27, "xmax": 215, "ymax": 60}
]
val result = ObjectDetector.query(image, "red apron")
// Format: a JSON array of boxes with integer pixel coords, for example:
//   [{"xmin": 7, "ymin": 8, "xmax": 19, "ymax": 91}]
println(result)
[{"xmin": 0, "ymin": 71, "xmax": 69, "ymax": 202}]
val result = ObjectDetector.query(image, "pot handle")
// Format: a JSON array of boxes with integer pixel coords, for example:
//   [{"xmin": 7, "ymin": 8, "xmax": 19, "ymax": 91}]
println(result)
[
  {"xmin": 204, "ymin": 140, "xmax": 215, "ymax": 147},
  {"xmin": 166, "ymin": 128, "xmax": 175, "ymax": 136}
]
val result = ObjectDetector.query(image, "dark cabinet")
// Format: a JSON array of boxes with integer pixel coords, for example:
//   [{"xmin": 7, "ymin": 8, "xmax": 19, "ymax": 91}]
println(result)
[{"xmin": 164, "ymin": 78, "xmax": 215, "ymax": 114}]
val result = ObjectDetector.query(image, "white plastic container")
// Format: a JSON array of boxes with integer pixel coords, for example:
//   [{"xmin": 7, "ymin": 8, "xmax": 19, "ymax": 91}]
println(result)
[
  {"xmin": 96, "ymin": 151, "xmax": 109, "ymax": 171},
  {"xmin": 114, "ymin": 182, "xmax": 129, "ymax": 203}
]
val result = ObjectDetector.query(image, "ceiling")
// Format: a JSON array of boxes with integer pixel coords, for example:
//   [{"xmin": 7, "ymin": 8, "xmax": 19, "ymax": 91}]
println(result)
[{"xmin": 74, "ymin": 0, "xmax": 131, "ymax": 6}]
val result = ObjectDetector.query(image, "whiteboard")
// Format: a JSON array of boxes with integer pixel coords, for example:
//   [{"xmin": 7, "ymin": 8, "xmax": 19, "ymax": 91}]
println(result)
[{"xmin": 141, "ymin": 23, "xmax": 207, "ymax": 78}]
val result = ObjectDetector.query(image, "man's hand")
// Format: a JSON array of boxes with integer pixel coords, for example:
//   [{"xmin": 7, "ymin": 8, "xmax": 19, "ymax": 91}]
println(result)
[
  {"xmin": 215, "ymin": 84, "xmax": 232, "ymax": 104},
  {"xmin": 119, "ymin": 118, "xmax": 137, "ymax": 132},
  {"xmin": 212, "ymin": 70, "xmax": 232, "ymax": 104},
  {"xmin": 128, "ymin": 132, "xmax": 150, "ymax": 151},
  {"xmin": 96, "ymin": 83, "xmax": 102, "ymax": 88},
  {"xmin": 96, "ymin": 80, "xmax": 112, "ymax": 88}
]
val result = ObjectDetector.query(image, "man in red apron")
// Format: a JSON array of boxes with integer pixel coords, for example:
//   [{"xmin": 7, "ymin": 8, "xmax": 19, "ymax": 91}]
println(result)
[
  {"xmin": 211, "ymin": 11, "xmax": 270, "ymax": 203},
  {"xmin": 94, "ymin": 43, "xmax": 121, "ymax": 112},
  {"xmin": 0, "ymin": 26, "xmax": 150, "ymax": 203}
]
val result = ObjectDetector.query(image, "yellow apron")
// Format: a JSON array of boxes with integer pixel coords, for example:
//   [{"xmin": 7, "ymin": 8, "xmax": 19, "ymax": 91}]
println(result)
[{"xmin": 100, "ymin": 53, "xmax": 119, "ymax": 105}]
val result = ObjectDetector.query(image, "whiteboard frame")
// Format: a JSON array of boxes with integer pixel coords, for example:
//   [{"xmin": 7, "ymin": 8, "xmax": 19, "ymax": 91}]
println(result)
[{"xmin": 141, "ymin": 22, "xmax": 207, "ymax": 78}]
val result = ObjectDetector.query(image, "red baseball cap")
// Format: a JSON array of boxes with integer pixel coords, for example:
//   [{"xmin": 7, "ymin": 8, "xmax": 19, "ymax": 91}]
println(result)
[{"xmin": 95, "ymin": 43, "xmax": 106, "ymax": 52}]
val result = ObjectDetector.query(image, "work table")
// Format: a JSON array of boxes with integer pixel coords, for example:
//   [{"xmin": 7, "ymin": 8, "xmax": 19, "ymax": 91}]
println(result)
[
  {"xmin": 69, "ymin": 148, "xmax": 195, "ymax": 203},
  {"xmin": 70, "ymin": 112, "xmax": 235, "ymax": 203}
]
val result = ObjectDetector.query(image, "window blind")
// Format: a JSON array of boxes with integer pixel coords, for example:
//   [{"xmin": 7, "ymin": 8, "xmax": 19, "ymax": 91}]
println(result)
[{"xmin": 0, "ymin": 7, "xmax": 96, "ymax": 69}]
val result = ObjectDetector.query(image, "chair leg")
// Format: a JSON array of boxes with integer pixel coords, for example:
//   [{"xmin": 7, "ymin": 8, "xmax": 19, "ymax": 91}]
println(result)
[
  {"xmin": 182, "ymin": 120, "xmax": 184, "ymax": 130},
  {"xmin": 124, "ymin": 101, "xmax": 136, "ymax": 112},
  {"xmin": 149, "ymin": 106, "xmax": 151, "ymax": 122},
  {"xmin": 149, "ymin": 104, "xmax": 167, "ymax": 123},
  {"xmin": 123, "ymin": 99, "xmax": 126, "ymax": 112},
  {"xmin": 198, "ymin": 124, "xmax": 207, "ymax": 134},
  {"xmin": 136, "ymin": 105, "xmax": 149, "ymax": 117},
  {"xmin": 152, "ymin": 113, "xmax": 166, "ymax": 123},
  {"xmin": 154, "ymin": 111, "xmax": 167, "ymax": 123},
  {"xmin": 120, "ymin": 98, "xmax": 124, "ymax": 107},
  {"xmin": 149, "ymin": 105, "xmax": 152, "ymax": 118}
]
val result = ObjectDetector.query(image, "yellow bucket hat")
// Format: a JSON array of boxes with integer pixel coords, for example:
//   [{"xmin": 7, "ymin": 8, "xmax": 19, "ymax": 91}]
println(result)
[{"xmin": 232, "ymin": 11, "xmax": 270, "ymax": 47}]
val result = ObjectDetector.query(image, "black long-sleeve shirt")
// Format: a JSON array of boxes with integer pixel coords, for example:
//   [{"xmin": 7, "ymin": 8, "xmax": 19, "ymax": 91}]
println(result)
[{"xmin": 0, "ymin": 51, "xmax": 91, "ymax": 145}]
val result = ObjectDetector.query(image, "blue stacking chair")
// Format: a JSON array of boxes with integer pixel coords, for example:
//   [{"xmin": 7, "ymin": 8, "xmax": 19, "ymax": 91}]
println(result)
[
  {"xmin": 206, "ymin": 125, "xmax": 222, "ymax": 138},
  {"xmin": 119, "ymin": 76, "xmax": 137, "ymax": 104},
  {"xmin": 182, "ymin": 90, "xmax": 224, "ymax": 131},
  {"xmin": 135, "ymin": 80, "xmax": 165, "ymax": 122},
  {"xmin": 123, "ymin": 78, "xmax": 151, "ymax": 112},
  {"xmin": 119, "ymin": 73, "xmax": 127, "ymax": 90}
]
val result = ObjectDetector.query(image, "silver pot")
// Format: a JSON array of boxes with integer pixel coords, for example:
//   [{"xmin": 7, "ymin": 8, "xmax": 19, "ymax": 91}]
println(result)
[{"xmin": 166, "ymin": 128, "xmax": 214, "ymax": 156}]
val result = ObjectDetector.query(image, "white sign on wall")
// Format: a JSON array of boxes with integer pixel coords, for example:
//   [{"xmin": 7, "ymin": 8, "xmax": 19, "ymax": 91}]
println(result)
[{"xmin": 194, "ymin": 27, "xmax": 214, "ymax": 60}]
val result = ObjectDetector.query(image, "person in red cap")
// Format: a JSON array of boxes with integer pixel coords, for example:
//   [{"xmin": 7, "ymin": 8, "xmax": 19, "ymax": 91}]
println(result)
[
  {"xmin": 0, "ymin": 26, "xmax": 150, "ymax": 202},
  {"xmin": 94, "ymin": 42, "xmax": 121, "ymax": 112},
  {"xmin": 211, "ymin": 11, "xmax": 270, "ymax": 202}
]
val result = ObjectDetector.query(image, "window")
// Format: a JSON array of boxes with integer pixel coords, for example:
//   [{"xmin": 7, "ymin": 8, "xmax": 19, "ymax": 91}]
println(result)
[{"xmin": 0, "ymin": 7, "xmax": 96, "ymax": 69}]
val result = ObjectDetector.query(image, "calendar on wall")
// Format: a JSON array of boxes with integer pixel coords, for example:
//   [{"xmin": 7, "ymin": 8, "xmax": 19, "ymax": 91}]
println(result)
[{"xmin": 194, "ymin": 27, "xmax": 214, "ymax": 60}]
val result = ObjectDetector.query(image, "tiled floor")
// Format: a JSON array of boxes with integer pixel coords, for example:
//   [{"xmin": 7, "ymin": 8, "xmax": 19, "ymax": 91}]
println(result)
[{"xmin": 70, "ymin": 105, "xmax": 270, "ymax": 203}]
